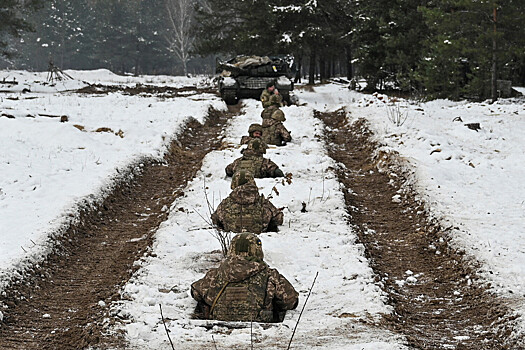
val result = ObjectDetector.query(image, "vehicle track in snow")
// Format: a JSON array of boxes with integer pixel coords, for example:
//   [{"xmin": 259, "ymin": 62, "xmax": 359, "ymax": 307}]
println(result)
[
  {"xmin": 0, "ymin": 105, "xmax": 238, "ymax": 350},
  {"xmin": 319, "ymin": 109, "xmax": 522, "ymax": 349}
]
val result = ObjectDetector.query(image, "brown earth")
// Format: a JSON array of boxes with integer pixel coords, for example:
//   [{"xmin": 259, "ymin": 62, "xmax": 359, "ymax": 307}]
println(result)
[
  {"xmin": 75, "ymin": 83, "xmax": 217, "ymax": 97},
  {"xmin": 318, "ymin": 109, "xmax": 522, "ymax": 349},
  {"xmin": 0, "ymin": 105, "xmax": 241, "ymax": 350}
]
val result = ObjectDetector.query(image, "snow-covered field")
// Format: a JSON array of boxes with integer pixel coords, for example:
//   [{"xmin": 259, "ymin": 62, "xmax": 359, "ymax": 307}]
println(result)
[
  {"xmin": 2, "ymin": 69, "xmax": 525, "ymax": 347},
  {"xmin": 115, "ymin": 100, "xmax": 407, "ymax": 349},
  {"xmin": 0, "ymin": 69, "xmax": 211, "ymax": 93},
  {"xmin": 297, "ymin": 84, "xmax": 525, "ymax": 328},
  {"xmin": 0, "ymin": 70, "xmax": 223, "ymax": 291}
]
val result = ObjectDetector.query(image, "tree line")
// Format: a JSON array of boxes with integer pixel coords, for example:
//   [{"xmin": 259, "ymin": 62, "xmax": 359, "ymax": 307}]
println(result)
[{"xmin": 1, "ymin": 0, "xmax": 524, "ymax": 100}]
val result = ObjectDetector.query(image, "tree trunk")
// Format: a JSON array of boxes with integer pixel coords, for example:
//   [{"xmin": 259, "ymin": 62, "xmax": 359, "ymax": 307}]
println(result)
[
  {"xmin": 491, "ymin": 5, "xmax": 498, "ymax": 103},
  {"xmin": 346, "ymin": 45, "xmax": 353, "ymax": 80},
  {"xmin": 319, "ymin": 54, "xmax": 326, "ymax": 82},
  {"xmin": 294, "ymin": 55, "xmax": 302, "ymax": 83},
  {"xmin": 308, "ymin": 50, "xmax": 316, "ymax": 85}
]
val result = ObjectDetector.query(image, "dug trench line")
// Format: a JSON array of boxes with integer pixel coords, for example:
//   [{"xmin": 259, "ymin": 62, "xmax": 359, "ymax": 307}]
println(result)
[
  {"xmin": 0, "ymin": 105, "xmax": 239, "ymax": 350},
  {"xmin": 318, "ymin": 110, "xmax": 522, "ymax": 349}
]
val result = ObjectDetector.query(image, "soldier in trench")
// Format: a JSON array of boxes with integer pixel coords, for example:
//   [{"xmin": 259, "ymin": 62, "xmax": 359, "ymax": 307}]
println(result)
[
  {"xmin": 261, "ymin": 109, "xmax": 292, "ymax": 146},
  {"xmin": 211, "ymin": 171, "xmax": 283, "ymax": 234},
  {"xmin": 225, "ymin": 138, "xmax": 283, "ymax": 178},
  {"xmin": 191, "ymin": 232, "xmax": 299, "ymax": 322}
]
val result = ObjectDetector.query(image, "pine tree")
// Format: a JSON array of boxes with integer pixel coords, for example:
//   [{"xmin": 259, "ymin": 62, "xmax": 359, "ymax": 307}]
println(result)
[{"xmin": 0, "ymin": 0, "xmax": 43, "ymax": 58}]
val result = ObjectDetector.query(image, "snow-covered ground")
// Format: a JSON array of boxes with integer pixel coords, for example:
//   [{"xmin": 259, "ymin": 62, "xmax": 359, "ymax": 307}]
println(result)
[
  {"xmin": 0, "ymin": 70, "xmax": 224, "ymax": 291},
  {"xmin": 0, "ymin": 69, "xmax": 211, "ymax": 93},
  {"xmin": 297, "ymin": 84, "xmax": 525, "ymax": 328},
  {"xmin": 2, "ymin": 69, "xmax": 525, "ymax": 347},
  {"xmin": 115, "ymin": 100, "xmax": 407, "ymax": 349}
]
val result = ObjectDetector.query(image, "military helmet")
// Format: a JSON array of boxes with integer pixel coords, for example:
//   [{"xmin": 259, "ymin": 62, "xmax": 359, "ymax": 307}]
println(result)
[
  {"xmin": 248, "ymin": 123, "xmax": 263, "ymax": 136},
  {"xmin": 271, "ymin": 109, "xmax": 286, "ymax": 121},
  {"xmin": 231, "ymin": 170, "xmax": 255, "ymax": 189},
  {"xmin": 228, "ymin": 232, "xmax": 264, "ymax": 260}
]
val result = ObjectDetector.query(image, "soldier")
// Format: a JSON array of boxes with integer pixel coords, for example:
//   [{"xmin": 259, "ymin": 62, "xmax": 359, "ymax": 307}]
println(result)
[
  {"xmin": 260, "ymin": 105, "xmax": 280, "ymax": 121},
  {"xmin": 211, "ymin": 172, "xmax": 283, "ymax": 234},
  {"xmin": 262, "ymin": 109, "xmax": 292, "ymax": 146},
  {"xmin": 225, "ymin": 138, "xmax": 283, "ymax": 178},
  {"xmin": 240, "ymin": 124, "xmax": 268, "ymax": 153},
  {"xmin": 260, "ymin": 81, "xmax": 283, "ymax": 109},
  {"xmin": 191, "ymin": 232, "xmax": 299, "ymax": 322}
]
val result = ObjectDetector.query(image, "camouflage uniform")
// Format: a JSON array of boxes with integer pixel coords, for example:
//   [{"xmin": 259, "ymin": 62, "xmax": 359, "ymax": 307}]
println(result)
[
  {"xmin": 225, "ymin": 155, "xmax": 283, "ymax": 178},
  {"xmin": 191, "ymin": 233, "xmax": 299, "ymax": 322},
  {"xmin": 260, "ymin": 89, "xmax": 283, "ymax": 109},
  {"xmin": 240, "ymin": 124, "xmax": 268, "ymax": 154},
  {"xmin": 262, "ymin": 110, "xmax": 292, "ymax": 146},
  {"xmin": 260, "ymin": 105, "xmax": 280, "ymax": 121},
  {"xmin": 226, "ymin": 138, "xmax": 282, "ymax": 178},
  {"xmin": 211, "ymin": 181, "xmax": 283, "ymax": 234}
]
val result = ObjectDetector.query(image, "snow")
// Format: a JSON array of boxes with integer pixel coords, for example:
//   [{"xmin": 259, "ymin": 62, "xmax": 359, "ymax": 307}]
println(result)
[
  {"xmin": 513, "ymin": 86, "xmax": 525, "ymax": 95},
  {"xmin": 114, "ymin": 100, "xmax": 406, "ymax": 349},
  {"xmin": 0, "ymin": 70, "xmax": 224, "ymax": 292},
  {"xmin": 0, "ymin": 69, "xmax": 211, "ymax": 94},
  {"xmin": 2, "ymin": 69, "xmax": 525, "ymax": 346},
  {"xmin": 297, "ymin": 84, "xmax": 525, "ymax": 333}
]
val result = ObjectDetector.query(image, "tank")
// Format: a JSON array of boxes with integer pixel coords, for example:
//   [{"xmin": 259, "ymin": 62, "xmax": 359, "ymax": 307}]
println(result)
[{"xmin": 216, "ymin": 55, "xmax": 296, "ymax": 105}]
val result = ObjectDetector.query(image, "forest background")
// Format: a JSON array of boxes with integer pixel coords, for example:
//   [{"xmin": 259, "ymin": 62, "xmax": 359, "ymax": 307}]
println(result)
[{"xmin": 1, "ymin": 0, "xmax": 524, "ymax": 100}]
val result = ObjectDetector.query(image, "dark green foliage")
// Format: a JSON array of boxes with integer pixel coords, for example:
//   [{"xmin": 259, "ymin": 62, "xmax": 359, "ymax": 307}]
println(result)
[
  {"xmin": 0, "ymin": 0, "xmax": 523, "ymax": 97},
  {"xmin": 0, "ymin": 0, "xmax": 43, "ymax": 57},
  {"xmin": 418, "ymin": 0, "xmax": 525, "ymax": 100}
]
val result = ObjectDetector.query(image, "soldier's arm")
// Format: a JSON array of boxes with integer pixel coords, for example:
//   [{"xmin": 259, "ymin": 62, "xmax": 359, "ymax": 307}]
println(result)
[
  {"xmin": 240, "ymin": 136, "xmax": 250, "ymax": 145},
  {"xmin": 211, "ymin": 202, "xmax": 226, "ymax": 230},
  {"xmin": 279, "ymin": 124, "xmax": 292, "ymax": 142},
  {"xmin": 262, "ymin": 159, "xmax": 283, "ymax": 177},
  {"xmin": 268, "ymin": 269, "xmax": 299, "ymax": 310},
  {"xmin": 225, "ymin": 159, "xmax": 238, "ymax": 177},
  {"xmin": 267, "ymin": 200, "xmax": 284, "ymax": 226},
  {"xmin": 260, "ymin": 91, "xmax": 271, "ymax": 108},
  {"xmin": 191, "ymin": 270, "xmax": 215, "ymax": 303}
]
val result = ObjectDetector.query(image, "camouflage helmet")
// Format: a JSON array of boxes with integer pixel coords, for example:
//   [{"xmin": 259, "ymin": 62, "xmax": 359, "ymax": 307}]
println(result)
[
  {"xmin": 271, "ymin": 109, "xmax": 286, "ymax": 122},
  {"xmin": 248, "ymin": 123, "xmax": 263, "ymax": 136},
  {"xmin": 228, "ymin": 232, "xmax": 264, "ymax": 260},
  {"xmin": 231, "ymin": 170, "xmax": 255, "ymax": 189}
]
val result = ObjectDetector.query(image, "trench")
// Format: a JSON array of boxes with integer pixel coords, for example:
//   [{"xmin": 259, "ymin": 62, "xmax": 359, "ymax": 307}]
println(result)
[
  {"xmin": 318, "ymin": 109, "xmax": 521, "ymax": 349},
  {"xmin": 0, "ymin": 105, "xmax": 238, "ymax": 350}
]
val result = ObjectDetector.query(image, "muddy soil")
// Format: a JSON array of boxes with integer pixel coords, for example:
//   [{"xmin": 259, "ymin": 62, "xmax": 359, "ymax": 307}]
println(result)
[
  {"xmin": 76, "ymin": 83, "xmax": 217, "ymax": 97},
  {"xmin": 319, "ymin": 110, "xmax": 521, "ymax": 349},
  {"xmin": 0, "ymin": 105, "xmax": 240, "ymax": 350}
]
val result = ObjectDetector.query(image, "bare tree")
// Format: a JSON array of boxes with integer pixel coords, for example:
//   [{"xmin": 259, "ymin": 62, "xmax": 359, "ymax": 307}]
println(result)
[{"xmin": 165, "ymin": 0, "xmax": 195, "ymax": 75}]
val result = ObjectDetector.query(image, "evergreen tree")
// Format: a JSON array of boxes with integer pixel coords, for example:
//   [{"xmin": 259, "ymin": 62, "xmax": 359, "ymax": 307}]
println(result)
[
  {"xmin": 0, "ymin": 0, "xmax": 43, "ymax": 58},
  {"xmin": 418, "ymin": 0, "xmax": 525, "ymax": 100}
]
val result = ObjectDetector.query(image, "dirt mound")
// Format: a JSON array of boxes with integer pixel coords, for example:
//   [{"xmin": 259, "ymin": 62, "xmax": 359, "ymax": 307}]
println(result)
[
  {"xmin": 318, "ymin": 109, "xmax": 522, "ymax": 349},
  {"xmin": 0, "ymin": 106, "xmax": 236, "ymax": 349},
  {"xmin": 76, "ymin": 83, "xmax": 217, "ymax": 97}
]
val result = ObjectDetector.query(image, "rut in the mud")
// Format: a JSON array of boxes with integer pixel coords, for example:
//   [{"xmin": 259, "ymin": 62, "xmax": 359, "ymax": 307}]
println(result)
[
  {"xmin": 319, "ymin": 110, "xmax": 521, "ymax": 349},
  {"xmin": 0, "ymin": 106, "xmax": 238, "ymax": 350}
]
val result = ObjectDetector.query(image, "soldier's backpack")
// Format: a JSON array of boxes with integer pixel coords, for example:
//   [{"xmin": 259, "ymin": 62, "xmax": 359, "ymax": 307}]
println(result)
[
  {"xmin": 210, "ymin": 268, "xmax": 272, "ymax": 322},
  {"xmin": 223, "ymin": 196, "xmax": 266, "ymax": 234}
]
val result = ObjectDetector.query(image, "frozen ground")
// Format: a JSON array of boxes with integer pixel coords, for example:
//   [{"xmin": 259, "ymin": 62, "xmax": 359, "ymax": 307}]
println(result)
[
  {"xmin": 297, "ymin": 84, "xmax": 525, "ymax": 329},
  {"xmin": 0, "ymin": 69, "xmax": 211, "ymax": 93},
  {"xmin": 115, "ymin": 99, "xmax": 407, "ymax": 349},
  {"xmin": 0, "ymin": 71, "xmax": 223, "ymax": 291}
]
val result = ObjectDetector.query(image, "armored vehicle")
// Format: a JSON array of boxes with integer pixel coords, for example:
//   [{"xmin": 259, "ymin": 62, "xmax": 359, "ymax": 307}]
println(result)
[{"xmin": 216, "ymin": 55, "xmax": 295, "ymax": 105}]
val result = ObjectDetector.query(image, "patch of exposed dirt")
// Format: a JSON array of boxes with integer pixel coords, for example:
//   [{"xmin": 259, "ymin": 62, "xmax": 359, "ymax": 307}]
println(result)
[
  {"xmin": 76, "ymin": 83, "xmax": 217, "ymax": 97},
  {"xmin": 318, "ymin": 109, "xmax": 522, "ymax": 349},
  {"xmin": 0, "ymin": 105, "xmax": 240, "ymax": 350}
]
